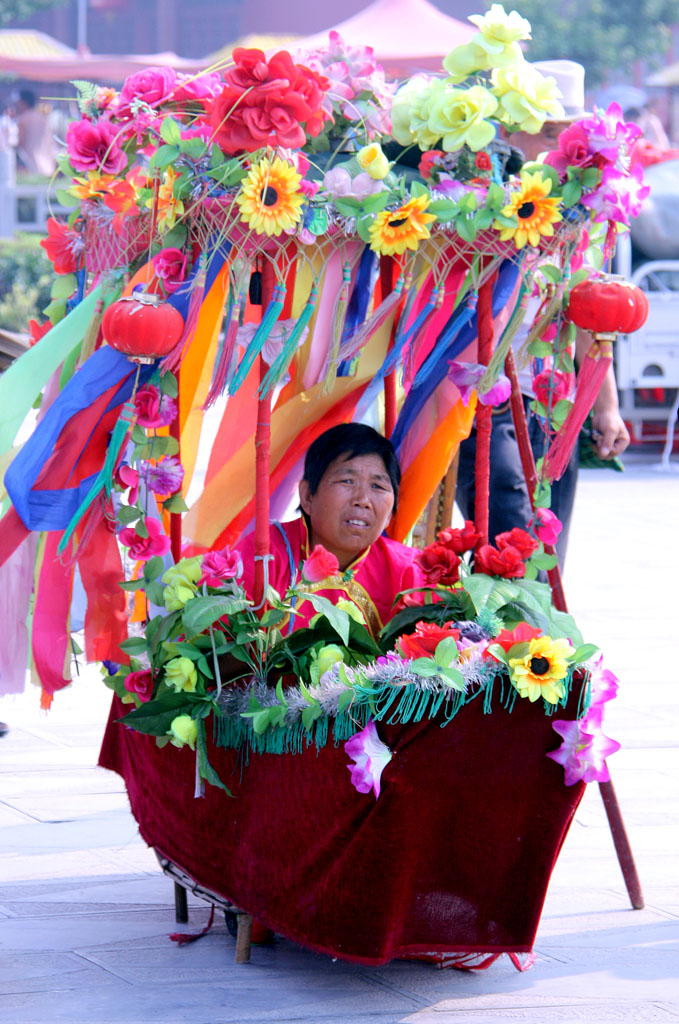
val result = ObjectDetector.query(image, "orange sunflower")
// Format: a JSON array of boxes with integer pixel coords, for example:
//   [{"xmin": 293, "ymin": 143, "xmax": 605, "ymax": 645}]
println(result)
[
  {"xmin": 508, "ymin": 635, "xmax": 573, "ymax": 704},
  {"xmin": 236, "ymin": 157, "xmax": 304, "ymax": 237},
  {"xmin": 369, "ymin": 195, "xmax": 436, "ymax": 256},
  {"xmin": 496, "ymin": 171, "xmax": 562, "ymax": 249}
]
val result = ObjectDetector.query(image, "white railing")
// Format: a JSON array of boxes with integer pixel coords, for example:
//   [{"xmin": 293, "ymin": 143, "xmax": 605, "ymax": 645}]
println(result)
[{"xmin": 0, "ymin": 150, "xmax": 64, "ymax": 237}]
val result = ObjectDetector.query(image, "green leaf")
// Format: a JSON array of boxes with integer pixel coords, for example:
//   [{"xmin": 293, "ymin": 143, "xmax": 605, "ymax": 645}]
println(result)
[
  {"xmin": 163, "ymin": 493, "xmax": 189, "ymax": 513},
  {"xmin": 196, "ymin": 719, "xmax": 232, "ymax": 793},
  {"xmin": 428, "ymin": 199, "xmax": 457, "ymax": 222},
  {"xmin": 299, "ymin": 592, "xmax": 351, "ymax": 645},
  {"xmin": 182, "ymin": 595, "xmax": 250, "ymax": 636},
  {"xmin": 355, "ymin": 215, "xmax": 374, "ymax": 244},
  {"xmin": 302, "ymin": 703, "xmax": 322, "ymax": 729},
  {"xmin": 485, "ymin": 643, "xmax": 508, "ymax": 664},
  {"xmin": 143, "ymin": 556, "xmax": 166, "ymax": 582},
  {"xmin": 434, "ymin": 635, "xmax": 459, "ymax": 668},
  {"xmin": 251, "ymin": 709, "xmax": 274, "ymax": 734},
  {"xmin": 275, "ymin": 678, "xmax": 288, "ymax": 708},
  {"xmin": 118, "ymin": 578, "xmax": 146, "ymax": 592},
  {"xmin": 528, "ymin": 339, "xmax": 555, "ymax": 358},
  {"xmin": 134, "ymin": 518, "xmax": 149, "ymax": 538},
  {"xmin": 334, "ymin": 196, "xmax": 362, "ymax": 217},
  {"xmin": 570, "ymin": 643, "xmax": 599, "ymax": 664},
  {"xmin": 43, "ymin": 298, "xmax": 67, "ymax": 323},
  {"xmin": 55, "ymin": 187, "xmax": 76, "ymax": 209},
  {"xmin": 455, "ymin": 216, "xmax": 477, "ymax": 243},
  {"xmin": 531, "ymin": 552, "xmax": 558, "ymax": 570},
  {"xmin": 160, "ymin": 225, "xmax": 187, "ymax": 251},
  {"xmin": 337, "ymin": 686, "xmax": 354, "ymax": 713},
  {"xmin": 180, "ymin": 137, "xmax": 207, "ymax": 160},
  {"xmin": 561, "ymin": 179, "xmax": 582, "ymax": 207},
  {"xmin": 117, "ymin": 504, "xmax": 141, "ymax": 525},
  {"xmin": 410, "ymin": 180, "xmax": 429, "ymax": 198},
  {"xmin": 440, "ymin": 666, "xmax": 465, "ymax": 690},
  {"xmin": 159, "ymin": 371, "xmax": 179, "ymax": 397},
  {"xmin": 464, "ymin": 573, "xmax": 502, "ymax": 613},
  {"xmin": 473, "ymin": 208, "xmax": 494, "ymax": 231},
  {"xmin": 523, "ymin": 562, "xmax": 539, "ymax": 580},
  {"xmin": 149, "ymin": 144, "xmax": 180, "ymax": 172},
  {"xmin": 117, "ymin": 691, "xmax": 198, "ymax": 735},
  {"xmin": 160, "ymin": 118, "xmax": 182, "ymax": 146},
  {"xmin": 361, "ymin": 190, "xmax": 391, "ymax": 213},
  {"xmin": 538, "ymin": 263, "xmax": 563, "ymax": 284},
  {"xmin": 119, "ymin": 636, "xmax": 148, "ymax": 655},
  {"xmin": 145, "ymin": 580, "xmax": 166, "ymax": 607},
  {"xmin": 493, "ymin": 213, "xmax": 518, "ymax": 229},
  {"xmin": 409, "ymin": 658, "xmax": 441, "ymax": 677},
  {"xmin": 130, "ymin": 423, "xmax": 147, "ymax": 445},
  {"xmin": 581, "ymin": 167, "xmax": 601, "ymax": 189}
]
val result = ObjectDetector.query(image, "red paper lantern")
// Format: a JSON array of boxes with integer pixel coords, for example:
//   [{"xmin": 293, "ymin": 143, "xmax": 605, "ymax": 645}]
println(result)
[
  {"xmin": 102, "ymin": 293, "xmax": 185, "ymax": 363},
  {"xmin": 567, "ymin": 276, "xmax": 649, "ymax": 339}
]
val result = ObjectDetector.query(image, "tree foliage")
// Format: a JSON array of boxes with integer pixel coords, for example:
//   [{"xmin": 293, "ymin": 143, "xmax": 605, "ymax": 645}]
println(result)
[
  {"xmin": 0, "ymin": 0, "xmax": 68, "ymax": 27},
  {"xmin": 508, "ymin": 0, "xmax": 677, "ymax": 87}
]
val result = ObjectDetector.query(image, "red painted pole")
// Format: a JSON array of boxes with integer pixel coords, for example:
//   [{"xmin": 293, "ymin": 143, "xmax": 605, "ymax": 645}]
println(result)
[
  {"xmin": 169, "ymin": 369, "xmax": 182, "ymax": 563},
  {"xmin": 253, "ymin": 261, "xmax": 276, "ymax": 607},
  {"xmin": 474, "ymin": 273, "xmax": 496, "ymax": 547}
]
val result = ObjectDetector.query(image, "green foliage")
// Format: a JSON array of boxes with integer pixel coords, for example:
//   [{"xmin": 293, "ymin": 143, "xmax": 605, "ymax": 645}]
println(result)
[
  {"xmin": 0, "ymin": 234, "xmax": 54, "ymax": 333},
  {"xmin": 509, "ymin": 0, "xmax": 676, "ymax": 87}
]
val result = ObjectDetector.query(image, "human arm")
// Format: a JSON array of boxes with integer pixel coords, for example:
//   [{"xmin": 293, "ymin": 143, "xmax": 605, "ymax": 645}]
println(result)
[{"xmin": 575, "ymin": 329, "xmax": 630, "ymax": 460}]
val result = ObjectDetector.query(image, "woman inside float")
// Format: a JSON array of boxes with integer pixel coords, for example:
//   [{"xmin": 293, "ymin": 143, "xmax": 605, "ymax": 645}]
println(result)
[{"xmin": 238, "ymin": 422, "xmax": 424, "ymax": 634}]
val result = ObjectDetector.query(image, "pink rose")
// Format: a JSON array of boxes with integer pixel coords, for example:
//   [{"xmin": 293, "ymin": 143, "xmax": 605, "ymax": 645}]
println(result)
[
  {"xmin": 115, "ymin": 463, "xmax": 139, "ymax": 505},
  {"xmin": 199, "ymin": 548, "xmax": 244, "ymax": 588},
  {"xmin": 66, "ymin": 117, "xmax": 128, "ymax": 175},
  {"xmin": 302, "ymin": 545, "xmax": 340, "ymax": 582},
  {"xmin": 532, "ymin": 369, "xmax": 572, "ymax": 407},
  {"xmin": 119, "ymin": 518, "xmax": 171, "ymax": 561},
  {"xmin": 172, "ymin": 71, "xmax": 224, "ymax": 105},
  {"xmin": 151, "ymin": 248, "xmax": 187, "ymax": 295},
  {"xmin": 119, "ymin": 66, "xmax": 177, "ymax": 112},
  {"xmin": 123, "ymin": 669, "xmax": 154, "ymax": 702},
  {"xmin": 134, "ymin": 385, "xmax": 177, "ymax": 428},
  {"xmin": 534, "ymin": 508, "xmax": 562, "ymax": 547}
]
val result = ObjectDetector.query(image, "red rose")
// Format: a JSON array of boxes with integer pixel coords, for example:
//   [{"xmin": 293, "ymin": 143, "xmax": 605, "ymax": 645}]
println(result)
[
  {"xmin": 123, "ymin": 669, "xmax": 154, "ymax": 702},
  {"xmin": 437, "ymin": 520, "xmax": 481, "ymax": 555},
  {"xmin": 532, "ymin": 368, "xmax": 572, "ymax": 406},
  {"xmin": 474, "ymin": 544, "xmax": 526, "ymax": 579},
  {"xmin": 415, "ymin": 544, "xmax": 460, "ymax": 586},
  {"xmin": 475, "ymin": 152, "xmax": 492, "ymax": 170},
  {"xmin": 398, "ymin": 620, "xmax": 460, "ymax": 660},
  {"xmin": 302, "ymin": 545, "xmax": 340, "ymax": 583},
  {"xmin": 484, "ymin": 622, "xmax": 542, "ymax": 662},
  {"xmin": 495, "ymin": 528, "xmax": 538, "ymax": 561},
  {"xmin": 393, "ymin": 590, "xmax": 442, "ymax": 614}
]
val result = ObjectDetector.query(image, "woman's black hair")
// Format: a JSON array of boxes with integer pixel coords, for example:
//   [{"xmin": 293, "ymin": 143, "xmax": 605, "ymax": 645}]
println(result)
[{"xmin": 303, "ymin": 423, "xmax": 401, "ymax": 510}]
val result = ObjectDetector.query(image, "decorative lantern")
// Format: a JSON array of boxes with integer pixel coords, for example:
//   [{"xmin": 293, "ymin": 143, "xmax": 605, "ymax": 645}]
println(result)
[
  {"xmin": 102, "ymin": 293, "xmax": 185, "ymax": 364},
  {"xmin": 566, "ymin": 276, "xmax": 649, "ymax": 340}
]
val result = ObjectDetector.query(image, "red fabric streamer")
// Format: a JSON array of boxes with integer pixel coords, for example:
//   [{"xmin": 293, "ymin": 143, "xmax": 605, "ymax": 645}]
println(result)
[
  {"xmin": 474, "ymin": 273, "xmax": 497, "ymax": 547},
  {"xmin": 169, "ymin": 904, "xmax": 215, "ymax": 946},
  {"xmin": 32, "ymin": 532, "xmax": 74, "ymax": 700},
  {"xmin": 78, "ymin": 514, "xmax": 129, "ymax": 663}
]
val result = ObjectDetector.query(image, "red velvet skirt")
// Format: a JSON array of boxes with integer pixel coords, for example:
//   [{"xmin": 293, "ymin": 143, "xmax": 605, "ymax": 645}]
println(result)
[{"xmin": 99, "ymin": 684, "xmax": 585, "ymax": 966}]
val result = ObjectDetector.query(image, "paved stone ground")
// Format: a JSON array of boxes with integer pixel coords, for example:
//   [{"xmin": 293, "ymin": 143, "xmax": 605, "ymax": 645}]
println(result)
[{"xmin": 1, "ymin": 448, "xmax": 678, "ymax": 1024}]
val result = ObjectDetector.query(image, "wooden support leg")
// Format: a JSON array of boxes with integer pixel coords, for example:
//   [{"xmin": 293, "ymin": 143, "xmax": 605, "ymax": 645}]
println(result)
[
  {"xmin": 174, "ymin": 882, "xmax": 188, "ymax": 924},
  {"xmin": 235, "ymin": 913, "xmax": 253, "ymax": 963},
  {"xmin": 599, "ymin": 779, "xmax": 645, "ymax": 909}
]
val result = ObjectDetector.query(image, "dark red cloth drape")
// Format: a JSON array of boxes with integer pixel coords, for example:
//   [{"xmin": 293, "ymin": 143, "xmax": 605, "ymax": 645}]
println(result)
[{"xmin": 100, "ymin": 679, "xmax": 585, "ymax": 966}]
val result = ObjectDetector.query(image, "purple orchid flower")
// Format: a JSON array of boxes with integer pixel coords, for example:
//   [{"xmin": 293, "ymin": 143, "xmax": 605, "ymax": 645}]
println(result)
[
  {"xmin": 547, "ymin": 705, "xmax": 621, "ymax": 786},
  {"xmin": 587, "ymin": 655, "xmax": 620, "ymax": 706},
  {"xmin": 447, "ymin": 361, "xmax": 511, "ymax": 407},
  {"xmin": 345, "ymin": 720, "xmax": 392, "ymax": 799},
  {"xmin": 579, "ymin": 102, "xmax": 642, "ymax": 164},
  {"xmin": 580, "ymin": 163, "xmax": 649, "ymax": 226}
]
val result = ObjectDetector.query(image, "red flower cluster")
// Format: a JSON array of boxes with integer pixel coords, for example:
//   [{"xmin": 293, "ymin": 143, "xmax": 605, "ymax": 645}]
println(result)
[
  {"xmin": 437, "ymin": 520, "xmax": 481, "ymax": 555},
  {"xmin": 484, "ymin": 622, "xmax": 542, "ymax": 662},
  {"xmin": 398, "ymin": 620, "xmax": 460, "ymax": 660},
  {"xmin": 474, "ymin": 527, "xmax": 538, "ymax": 579},
  {"xmin": 209, "ymin": 48, "xmax": 329, "ymax": 154},
  {"xmin": 415, "ymin": 544, "xmax": 460, "ymax": 586}
]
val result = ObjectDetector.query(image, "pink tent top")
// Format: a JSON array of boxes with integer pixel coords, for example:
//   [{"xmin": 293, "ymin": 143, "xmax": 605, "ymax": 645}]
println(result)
[
  {"xmin": 296, "ymin": 0, "xmax": 476, "ymax": 74},
  {"xmin": 0, "ymin": 50, "xmax": 208, "ymax": 84}
]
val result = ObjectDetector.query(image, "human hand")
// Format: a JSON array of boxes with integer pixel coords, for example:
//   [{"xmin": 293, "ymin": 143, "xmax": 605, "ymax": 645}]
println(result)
[{"xmin": 590, "ymin": 409, "xmax": 630, "ymax": 460}]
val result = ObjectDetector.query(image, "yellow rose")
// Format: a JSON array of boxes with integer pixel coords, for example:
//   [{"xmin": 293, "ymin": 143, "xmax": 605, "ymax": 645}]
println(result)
[
  {"xmin": 492, "ymin": 63, "xmax": 566, "ymax": 133},
  {"xmin": 427, "ymin": 84, "xmax": 498, "ymax": 153},
  {"xmin": 162, "ymin": 556, "xmax": 203, "ymax": 611},
  {"xmin": 391, "ymin": 77, "xmax": 442, "ymax": 149},
  {"xmin": 356, "ymin": 143, "xmax": 390, "ymax": 180},
  {"xmin": 165, "ymin": 656, "xmax": 198, "ymax": 693},
  {"xmin": 468, "ymin": 4, "xmax": 532, "ymax": 50},
  {"xmin": 168, "ymin": 714, "xmax": 198, "ymax": 749},
  {"xmin": 316, "ymin": 644, "xmax": 345, "ymax": 677},
  {"xmin": 162, "ymin": 556, "xmax": 203, "ymax": 586},
  {"xmin": 163, "ymin": 579, "xmax": 197, "ymax": 611}
]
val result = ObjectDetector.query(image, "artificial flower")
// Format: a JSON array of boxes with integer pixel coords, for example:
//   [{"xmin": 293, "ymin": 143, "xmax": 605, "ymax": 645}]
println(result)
[
  {"xmin": 496, "ymin": 171, "xmax": 562, "ymax": 249},
  {"xmin": 40, "ymin": 218, "xmax": 82, "ymax": 274},
  {"xmin": 102, "ymin": 659, "xmax": 120, "ymax": 676},
  {"xmin": 532, "ymin": 368, "xmax": 572, "ymax": 406},
  {"xmin": 162, "ymin": 556, "xmax": 203, "ymax": 611},
  {"xmin": 508, "ymin": 635, "xmax": 574, "ymax": 703},
  {"xmin": 437, "ymin": 520, "xmax": 481, "ymax": 555},
  {"xmin": 369, "ymin": 195, "xmax": 435, "ymax": 256},
  {"xmin": 474, "ymin": 543, "xmax": 525, "ymax": 578},
  {"xmin": 115, "ymin": 463, "xmax": 140, "ymax": 505},
  {"xmin": 578, "ymin": 102, "xmax": 641, "ymax": 164},
  {"xmin": 336, "ymin": 598, "xmax": 366, "ymax": 624},
  {"xmin": 447, "ymin": 361, "xmax": 511, "ymax": 406},
  {"xmin": 168, "ymin": 714, "xmax": 198, "ymax": 750},
  {"xmin": 28, "ymin": 319, "xmax": 51, "ymax": 346},
  {"xmin": 485, "ymin": 622, "xmax": 543, "ymax": 661},
  {"xmin": 398, "ymin": 620, "xmax": 460, "ymax": 659},
  {"xmin": 345, "ymin": 720, "xmax": 392, "ymax": 798},
  {"xmin": 533, "ymin": 508, "xmax": 562, "ymax": 547},
  {"xmin": 495, "ymin": 527, "xmax": 538, "ymax": 561},
  {"xmin": 322, "ymin": 166, "xmax": 384, "ymax": 199},
  {"xmin": 66, "ymin": 117, "xmax": 128, "ymax": 175},
  {"xmin": 302, "ymin": 545, "xmax": 340, "ymax": 582},
  {"xmin": 118, "ymin": 518, "xmax": 171, "ymax": 561},
  {"xmin": 165, "ymin": 655, "xmax": 198, "ymax": 693},
  {"xmin": 544, "ymin": 122, "xmax": 597, "ymax": 176},
  {"xmin": 418, "ymin": 150, "xmax": 445, "ymax": 179},
  {"xmin": 415, "ymin": 544, "xmax": 461, "ymax": 586},
  {"xmin": 118, "ymin": 66, "xmax": 177, "ymax": 114},
  {"xmin": 236, "ymin": 156, "xmax": 305, "ymax": 237},
  {"xmin": 172, "ymin": 71, "xmax": 224, "ymax": 105},
  {"xmin": 142, "ymin": 456, "xmax": 184, "ymax": 497},
  {"xmin": 390, "ymin": 76, "xmax": 442, "ymax": 149},
  {"xmin": 427, "ymin": 84, "xmax": 498, "ymax": 153},
  {"xmin": 123, "ymin": 669, "xmax": 154, "ymax": 702},
  {"xmin": 315, "ymin": 644, "xmax": 345, "ymax": 677},
  {"xmin": 199, "ymin": 547, "xmax": 244, "ymax": 588},
  {"xmin": 547, "ymin": 705, "xmax": 620, "ymax": 784},
  {"xmin": 151, "ymin": 247, "xmax": 187, "ymax": 295},
  {"xmin": 587, "ymin": 654, "xmax": 619, "ymax": 706},
  {"xmin": 134, "ymin": 384, "xmax": 178, "ymax": 428},
  {"xmin": 151, "ymin": 168, "xmax": 184, "ymax": 233},
  {"xmin": 70, "ymin": 172, "xmax": 119, "ymax": 201},
  {"xmin": 103, "ymin": 170, "xmax": 147, "ymax": 232},
  {"xmin": 580, "ymin": 162, "xmax": 649, "ymax": 227},
  {"xmin": 491, "ymin": 62, "xmax": 565, "ymax": 133},
  {"xmin": 356, "ymin": 142, "xmax": 390, "ymax": 179}
]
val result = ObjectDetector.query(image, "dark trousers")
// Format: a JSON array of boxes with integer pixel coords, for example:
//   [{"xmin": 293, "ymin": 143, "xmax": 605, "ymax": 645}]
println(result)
[{"xmin": 455, "ymin": 401, "xmax": 579, "ymax": 568}]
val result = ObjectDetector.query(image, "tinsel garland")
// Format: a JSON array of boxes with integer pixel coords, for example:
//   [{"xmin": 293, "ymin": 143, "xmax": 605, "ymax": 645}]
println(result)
[{"xmin": 213, "ymin": 653, "xmax": 586, "ymax": 756}]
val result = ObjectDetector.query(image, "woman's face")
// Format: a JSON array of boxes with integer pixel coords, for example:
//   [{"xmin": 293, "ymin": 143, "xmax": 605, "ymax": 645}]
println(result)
[{"xmin": 299, "ymin": 452, "xmax": 395, "ymax": 570}]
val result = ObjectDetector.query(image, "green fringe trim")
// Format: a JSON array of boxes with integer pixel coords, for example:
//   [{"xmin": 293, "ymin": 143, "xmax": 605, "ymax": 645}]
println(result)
[{"xmin": 212, "ymin": 668, "xmax": 581, "ymax": 757}]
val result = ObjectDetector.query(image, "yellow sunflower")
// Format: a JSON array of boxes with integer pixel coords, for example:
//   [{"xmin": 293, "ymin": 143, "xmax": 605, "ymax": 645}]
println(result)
[
  {"xmin": 508, "ymin": 635, "xmax": 573, "ymax": 704},
  {"xmin": 496, "ymin": 171, "xmax": 562, "ymax": 249},
  {"xmin": 236, "ymin": 157, "xmax": 304, "ymax": 237},
  {"xmin": 369, "ymin": 195, "xmax": 436, "ymax": 256}
]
